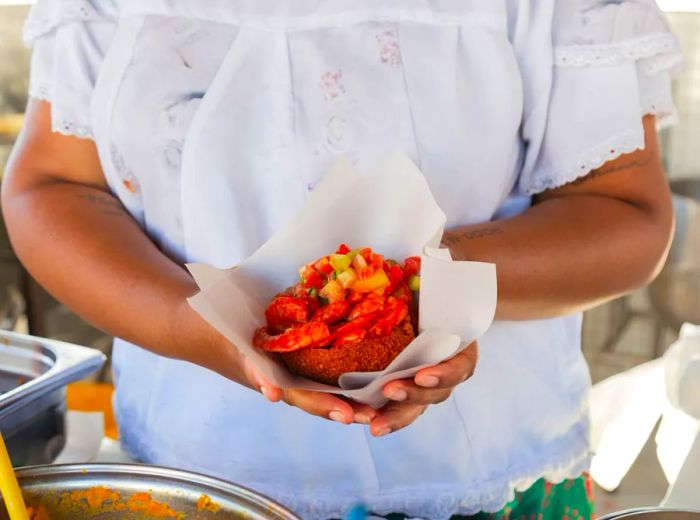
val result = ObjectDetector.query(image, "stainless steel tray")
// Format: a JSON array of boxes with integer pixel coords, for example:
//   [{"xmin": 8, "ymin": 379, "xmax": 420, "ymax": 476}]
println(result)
[
  {"xmin": 599, "ymin": 509, "xmax": 700, "ymax": 520},
  {"xmin": 4, "ymin": 463, "xmax": 302, "ymax": 519},
  {"xmin": 0, "ymin": 330, "xmax": 105, "ymax": 465}
]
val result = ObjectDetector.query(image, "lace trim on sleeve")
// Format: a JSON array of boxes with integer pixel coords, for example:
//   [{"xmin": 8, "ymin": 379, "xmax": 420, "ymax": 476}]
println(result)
[
  {"xmin": 52, "ymin": 119, "xmax": 94, "ymax": 139},
  {"xmin": 27, "ymin": 82, "xmax": 94, "ymax": 139},
  {"xmin": 28, "ymin": 81, "xmax": 52, "ymax": 102},
  {"xmin": 555, "ymin": 33, "xmax": 680, "ymax": 69},
  {"xmin": 524, "ymin": 129, "xmax": 644, "ymax": 195}
]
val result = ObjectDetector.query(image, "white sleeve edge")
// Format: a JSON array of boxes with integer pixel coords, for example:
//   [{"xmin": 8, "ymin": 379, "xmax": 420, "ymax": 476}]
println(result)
[
  {"xmin": 524, "ymin": 129, "xmax": 645, "ymax": 195},
  {"xmin": 554, "ymin": 33, "xmax": 681, "ymax": 70},
  {"xmin": 28, "ymin": 82, "xmax": 95, "ymax": 140}
]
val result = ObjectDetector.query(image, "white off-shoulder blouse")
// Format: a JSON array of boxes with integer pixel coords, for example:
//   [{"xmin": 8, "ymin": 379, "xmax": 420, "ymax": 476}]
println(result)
[{"xmin": 23, "ymin": 1, "xmax": 681, "ymax": 518}]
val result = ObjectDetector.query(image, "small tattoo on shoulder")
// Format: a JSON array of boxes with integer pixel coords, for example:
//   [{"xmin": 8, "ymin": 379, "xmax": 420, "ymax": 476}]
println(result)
[
  {"xmin": 78, "ymin": 193, "xmax": 127, "ymax": 217},
  {"xmin": 569, "ymin": 149, "xmax": 657, "ymax": 186}
]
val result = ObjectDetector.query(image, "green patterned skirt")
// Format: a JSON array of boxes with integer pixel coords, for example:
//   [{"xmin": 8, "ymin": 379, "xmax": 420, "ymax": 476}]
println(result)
[{"xmin": 373, "ymin": 474, "xmax": 595, "ymax": 520}]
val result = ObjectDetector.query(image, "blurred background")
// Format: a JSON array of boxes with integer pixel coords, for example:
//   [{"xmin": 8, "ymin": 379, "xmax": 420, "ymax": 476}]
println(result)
[{"xmin": 0, "ymin": 1, "xmax": 699, "ymax": 516}]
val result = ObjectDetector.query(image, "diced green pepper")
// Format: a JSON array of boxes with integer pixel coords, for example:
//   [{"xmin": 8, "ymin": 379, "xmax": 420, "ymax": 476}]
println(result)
[{"xmin": 408, "ymin": 275, "xmax": 421, "ymax": 292}]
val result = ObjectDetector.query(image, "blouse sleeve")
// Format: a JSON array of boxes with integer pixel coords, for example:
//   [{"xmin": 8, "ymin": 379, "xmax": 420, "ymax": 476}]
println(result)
[
  {"xmin": 517, "ymin": 0, "xmax": 683, "ymax": 196},
  {"xmin": 23, "ymin": 0, "xmax": 117, "ymax": 139}
]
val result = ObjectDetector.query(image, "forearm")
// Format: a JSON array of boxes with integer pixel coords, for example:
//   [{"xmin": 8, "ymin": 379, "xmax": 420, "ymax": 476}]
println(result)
[
  {"xmin": 445, "ymin": 115, "xmax": 673, "ymax": 321},
  {"xmin": 444, "ymin": 193, "xmax": 671, "ymax": 320},
  {"xmin": 2, "ymin": 179, "xmax": 246, "ymax": 383}
]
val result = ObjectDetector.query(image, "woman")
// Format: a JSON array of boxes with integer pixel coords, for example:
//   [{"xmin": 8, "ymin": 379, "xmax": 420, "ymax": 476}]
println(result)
[{"xmin": 3, "ymin": 1, "xmax": 680, "ymax": 518}]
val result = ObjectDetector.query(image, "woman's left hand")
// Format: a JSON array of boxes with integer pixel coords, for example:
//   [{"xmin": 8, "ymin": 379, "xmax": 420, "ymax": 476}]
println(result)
[{"xmin": 367, "ymin": 341, "xmax": 479, "ymax": 437}]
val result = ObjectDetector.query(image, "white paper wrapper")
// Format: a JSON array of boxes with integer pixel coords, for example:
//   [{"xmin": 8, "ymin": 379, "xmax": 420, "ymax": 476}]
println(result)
[{"xmin": 188, "ymin": 154, "xmax": 496, "ymax": 408}]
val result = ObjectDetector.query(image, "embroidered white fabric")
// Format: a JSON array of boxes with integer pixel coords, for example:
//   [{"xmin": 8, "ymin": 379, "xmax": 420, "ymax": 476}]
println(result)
[
  {"xmin": 554, "ymin": 33, "xmax": 679, "ymax": 68},
  {"xmin": 27, "ymin": 81, "xmax": 51, "ymax": 102},
  {"xmin": 23, "ymin": 0, "xmax": 680, "ymax": 518},
  {"xmin": 30, "ymin": 82, "xmax": 94, "ymax": 138},
  {"xmin": 519, "ymin": 3, "xmax": 682, "ymax": 196},
  {"xmin": 23, "ymin": 0, "xmax": 110, "ymax": 44},
  {"xmin": 272, "ymin": 453, "xmax": 592, "ymax": 520}
]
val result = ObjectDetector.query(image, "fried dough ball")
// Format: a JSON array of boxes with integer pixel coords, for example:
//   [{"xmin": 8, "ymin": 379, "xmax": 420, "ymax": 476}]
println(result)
[{"xmin": 280, "ymin": 318, "xmax": 415, "ymax": 386}]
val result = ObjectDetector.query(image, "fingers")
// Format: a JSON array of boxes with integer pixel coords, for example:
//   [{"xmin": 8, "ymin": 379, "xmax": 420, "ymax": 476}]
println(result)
[
  {"xmin": 383, "ymin": 381, "xmax": 453, "ymax": 405},
  {"xmin": 414, "ymin": 341, "xmax": 478, "ymax": 389},
  {"xmin": 282, "ymin": 388, "xmax": 356, "ymax": 424},
  {"xmin": 346, "ymin": 400, "xmax": 380, "ymax": 425},
  {"xmin": 369, "ymin": 402, "xmax": 427, "ymax": 437},
  {"xmin": 242, "ymin": 359, "xmax": 284, "ymax": 403},
  {"xmin": 381, "ymin": 342, "xmax": 478, "ymax": 406},
  {"xmin": 246, "ymin": 343, "xmax": 478, "ymax": 430},
  {"xmin": 258, "ymin": 382, "xmax": 283, "ymax": 403}
]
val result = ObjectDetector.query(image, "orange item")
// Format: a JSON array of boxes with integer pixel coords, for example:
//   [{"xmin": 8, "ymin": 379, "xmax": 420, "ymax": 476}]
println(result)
[{"xmin": 66, "ymin": 383, "xmax": 118, "ymax": 440}]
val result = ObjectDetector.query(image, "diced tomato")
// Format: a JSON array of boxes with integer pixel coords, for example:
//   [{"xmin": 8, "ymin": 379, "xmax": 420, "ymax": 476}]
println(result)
[
  {"xmin": 301, "ymin": 267, "xmax": 324, "ymax": 289},
  {"xmin": 336, "ymin": 243, "xmax": 351, "ymax": 255},
  {"xmin": 315, "ymin": 257, "xmax": 335, "ymax": 275},
  {"xmin": 387, "ymin": 264, "xmax": 404, "ymax": 293},
  {"xmin": 403, "ymin": 256, "xmax": 421, "ymax": 281},
  {"xmin": 369, "ymin": 253, "xmax": 384, "ymax": 271},
  {"xmin": 292, "ymin": 284, "xmax": 307, "ymax": 299}
]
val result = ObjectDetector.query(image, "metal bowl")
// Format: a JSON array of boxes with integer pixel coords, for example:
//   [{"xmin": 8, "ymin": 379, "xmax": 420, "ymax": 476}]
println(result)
[
  {"xmin": 2, "ymin": 463, "xmax": 301, "ymax": 519},
  {"xmin": 599, "ymin": 509, "xmax": 700, "ymax": 520}
]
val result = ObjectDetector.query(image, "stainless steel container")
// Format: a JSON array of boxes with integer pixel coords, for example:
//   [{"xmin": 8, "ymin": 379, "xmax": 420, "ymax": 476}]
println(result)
[
  {"xmin": 3, "ymin": 463, "xmax": 302, "ymax": 519},
  {"xmin": 599, "ymin": 509, "xmax": 700, "ymax": 520},
  {"xmin": 0, "ymin": 330, "xmax": 105, "ymax": 466}
]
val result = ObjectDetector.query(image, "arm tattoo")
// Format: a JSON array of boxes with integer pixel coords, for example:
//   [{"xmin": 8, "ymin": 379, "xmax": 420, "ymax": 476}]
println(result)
[
  {"xmin": 443, "ymin": 226, "xmax": 503, "ymax": 247},
  {"xmin": 569, "ymin": 149, "xmax": 657, "ymax": 186},
  {"xmin": 78, "ymin": 193, "xmax": 128, "ymax": 218}
]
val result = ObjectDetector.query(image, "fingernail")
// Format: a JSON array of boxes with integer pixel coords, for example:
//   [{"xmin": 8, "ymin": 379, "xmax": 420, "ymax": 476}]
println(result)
[
  {"xmin": 329, "ymin": 410, "xmax": 347, "ymax": 424},
  {"xmin": 260, "ymin": 386, "xmax": 273, "ymax": 401},
  {"xmin": 416, "ymin": 375, "xmax": 440, "ymax": 388},
  {"xmin": 386, "ymin": 389, "xmax": 407, "ymax": 402},
  {"xmin": 355, "ymin": 413, "xmax": 371, "ymax": 425},
  {"xmin": 375, "ymin": 428, "xmax": 392, "ymax": 437}
]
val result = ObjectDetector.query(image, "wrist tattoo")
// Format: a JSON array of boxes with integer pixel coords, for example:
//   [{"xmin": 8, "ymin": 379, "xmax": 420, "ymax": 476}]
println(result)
[
  {"xmin": 443, "ymin": 226, "xmax": 503, "ymax": 246},
  {"xmin": 78, "ymin": 193, "xmax": 127, "ymax": 218},
  {"xmin": 569, "ymin": 149, "xmax": 657, "ymax": 186}
]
